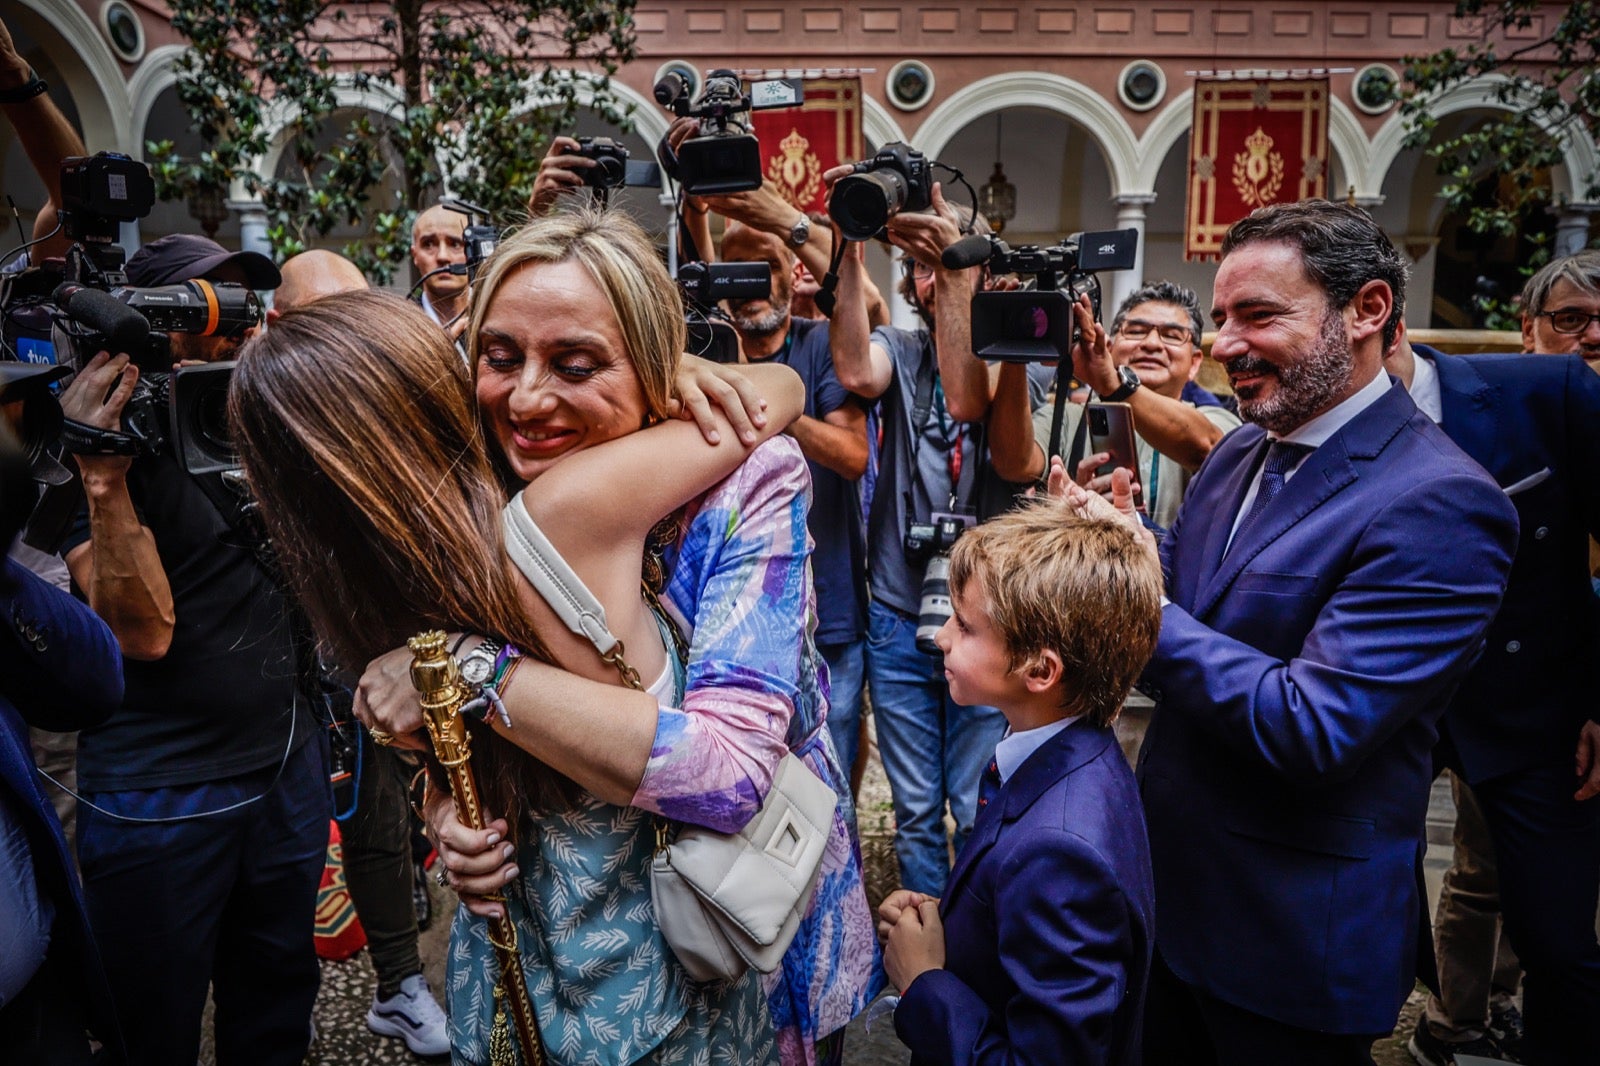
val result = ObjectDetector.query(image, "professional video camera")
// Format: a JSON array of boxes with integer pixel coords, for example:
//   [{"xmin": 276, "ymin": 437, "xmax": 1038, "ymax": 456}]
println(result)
[
  {"xmin": 654, "ymin": 68, "xmax": 802, "ymax": 196},
  {"xmin": 676, "ymin": 260, "xmax": 771, "ymax": 364},
  {"xmin": 0, "ymin": 154, "xmax": 262, "ymax": 471},
  {"xmin": 940, "ymin": 229, "xmax": 1139, "ymax": 362},
  {"xmin": 828, "ymin": 143, "xmax": 933, "ymax": 242}
]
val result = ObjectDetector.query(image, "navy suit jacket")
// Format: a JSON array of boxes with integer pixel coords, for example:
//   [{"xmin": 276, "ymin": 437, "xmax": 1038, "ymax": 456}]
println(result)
[
  {"xmin": 0, "ymin": 557, "xmax": 124, "ymax": 1058},
  {"xmin": 1137, "ymin": 380, "xmax": 1518, "ymax": 1034},
  {"xmin": 896, "ymin": 720, "xmax": 1155, "ymax": 1065},
  {"xmin": 1422, "ymin": 347, "xmax": 1600, "ymax": 782}
]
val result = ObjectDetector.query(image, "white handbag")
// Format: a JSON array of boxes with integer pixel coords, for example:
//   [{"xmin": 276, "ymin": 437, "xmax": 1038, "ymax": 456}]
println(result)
[{"xmin": 501, "ymin": 497, "xmax": 837, "ymax": 982}]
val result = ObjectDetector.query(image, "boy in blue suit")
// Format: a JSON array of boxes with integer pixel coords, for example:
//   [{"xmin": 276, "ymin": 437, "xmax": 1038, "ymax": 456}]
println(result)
[{"xmin": 881, "ymin": 499, "xmax": 1164, "ymax": 1065}]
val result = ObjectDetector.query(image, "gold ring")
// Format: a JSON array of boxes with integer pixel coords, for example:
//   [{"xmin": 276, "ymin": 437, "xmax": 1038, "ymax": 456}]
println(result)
[{"xmin": 368, "ymin": 728, "xmax": 395, "ymax": 747}]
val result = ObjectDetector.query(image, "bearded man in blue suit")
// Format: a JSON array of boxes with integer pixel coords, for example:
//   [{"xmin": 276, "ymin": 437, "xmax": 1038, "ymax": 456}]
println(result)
[
  {"xmin": 1386, "ymin": 334, "xmax": 1600, "ymax": 1066},
  {"xmin": 1066, "ymin": 201, "xmax": 1519, "ymax": 1064}
]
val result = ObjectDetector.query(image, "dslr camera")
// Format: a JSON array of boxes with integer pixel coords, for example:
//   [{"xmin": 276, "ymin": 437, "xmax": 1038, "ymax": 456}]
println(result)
[
  {"xmin": 654, "ymin": 68, "xmax": 801, "ymax": 196},
  {"xmin": 828, "ymin": 142, "xmax": 933, "ymax": 242},
  {"xmin": 904, "ymin": 511, "xmax": 976, "ymax": 654},
  {"xmin": 958, "ymin": 229, "xmax": 1139, "ymax": 362},
  {"xmin": 572, "ymin": 137, "xmax": 663, "ymax": 195}
]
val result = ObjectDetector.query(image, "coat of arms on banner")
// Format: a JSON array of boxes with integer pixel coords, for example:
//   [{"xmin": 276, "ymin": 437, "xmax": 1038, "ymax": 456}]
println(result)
[
  {"xmin": 1186, "ymin": 77, "xmax": 1329, "ymax": 260},
  {"xmin": 767, "ymin": 129, "xmax": 823, "ymax": 210},
  {"xmin": 752, "ymin": 78, "xmax": 862, "ymax": 214}
]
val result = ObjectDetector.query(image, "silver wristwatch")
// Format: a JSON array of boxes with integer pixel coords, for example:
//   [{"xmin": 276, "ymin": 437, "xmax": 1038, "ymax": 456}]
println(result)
[
  {"xmin": 787, "ymin": 214, "xmax": 811, "ymax": 248},
  {"xmin": 457, "ymin": 638, "xmax": 503, "ymax": 690}
]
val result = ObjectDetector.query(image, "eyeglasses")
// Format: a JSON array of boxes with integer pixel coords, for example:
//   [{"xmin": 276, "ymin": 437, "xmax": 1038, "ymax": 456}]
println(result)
[
  {"xmin": 1537, "ymin": 309, "xmax": 1600, "ymax": 335},
  {"xmin": 1118, "ymin": 320, "xmax": 1194, "ymax": 346},
  {"xmin": 907, "ymin": 261, "xmax": 934, "ymax": 280}
]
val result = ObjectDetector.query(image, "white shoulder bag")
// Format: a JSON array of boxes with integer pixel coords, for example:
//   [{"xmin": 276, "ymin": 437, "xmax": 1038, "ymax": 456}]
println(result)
[{"xmin": 501, "ymin": 495, "xmax": 837, "ymax": 983}]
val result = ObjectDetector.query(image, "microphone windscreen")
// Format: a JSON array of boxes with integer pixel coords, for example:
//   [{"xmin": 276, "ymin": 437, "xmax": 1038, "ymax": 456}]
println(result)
[
  {"xmin": 53, "ymin": 285, "xmax": 150, "ymax": 355},
  {"xmin": 941, "ymin": 234, "xmax": 992, "ymax": 271}
]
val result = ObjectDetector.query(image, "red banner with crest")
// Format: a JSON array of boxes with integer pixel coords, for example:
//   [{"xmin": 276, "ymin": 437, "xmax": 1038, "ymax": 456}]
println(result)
[
  {"xmin": 1185, "ymin": 78, "xmax": 1329, "ymax": 260},
  {"xmin": 751, "ymin": 78, "xmax": 863, "ymax": 215}
]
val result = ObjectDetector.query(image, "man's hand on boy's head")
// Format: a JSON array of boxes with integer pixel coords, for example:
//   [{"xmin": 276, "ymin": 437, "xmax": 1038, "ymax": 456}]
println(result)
[
  {"xmin": 884, "ymin": 899, "xmax": 946, "ymax": 992},
  {"xmin": 1051, "ymin": 458, "xmax": 1159, "ymax": 561}
]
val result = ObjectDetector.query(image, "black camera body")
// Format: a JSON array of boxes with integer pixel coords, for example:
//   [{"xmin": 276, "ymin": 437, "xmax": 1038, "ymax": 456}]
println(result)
[
  {"xmin": 967, "ymin": 229, "xmax": 1139, "ymax": 362},
  {"xmin": 903, "ymin": 510, "xmax": 971, "ymax": 566},
  {"xmin": 576, "ymin": 136, "xmax": 629, "ymax": 189},
  {"xmin": 59, "ymin": 152, "xmax": 155, "ymax": 251},
  {"xmin": 677, "ymin": 261, "xmax": 770, "ymax": 306},
  {"xmin": 828, "ymin": 142, "xmax": 933, "ymax": 242},
  {"xmin": 440, "ymin": 199, "xmax": 499, "ymax": 282},
  {"xmin": 655, "ymin": 69, "xmax": 801, "ymax": 196}
]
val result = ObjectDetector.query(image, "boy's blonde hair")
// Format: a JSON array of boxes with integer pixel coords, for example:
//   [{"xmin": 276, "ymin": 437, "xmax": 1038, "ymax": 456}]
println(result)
[{"xmin": 947, "ymin": 498, "xmax": 1163, "ymax": 727}]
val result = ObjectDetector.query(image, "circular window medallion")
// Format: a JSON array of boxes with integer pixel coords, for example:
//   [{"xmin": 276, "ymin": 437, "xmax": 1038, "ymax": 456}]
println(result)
[
  {"xmin": 1354, "ymin": 64, "xmax": 1399, "ymax": 115},
  {"xmin": 886, "ymin": 60, "xmax": 935, "ymax": 112},
  {"xmin": 1118, "ymin": 61, "xmax": 1166, "ymax": 112},
  {"xmin": 101, "ymin": 1, "xmax": 145, "ymax": 63}
]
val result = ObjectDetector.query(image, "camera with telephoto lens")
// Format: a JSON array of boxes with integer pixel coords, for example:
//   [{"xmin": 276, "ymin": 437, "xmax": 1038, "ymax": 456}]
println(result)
[
  {"xmin": 828, "ymin": 142, "xmax": 933, "ymax": 242},
  {"xmin": 654, "ymin": 68, "xmax": 802, "ymax": 196},
  {"xmin": 676, "ymin": 260, "xmax": 771, "ymax": 364},
  {"xmin": 904, "ymin": 511, "xmax": 976, "ymax": 654},
  {"xmin": 963, "ymin": 229, "xmax": 1139, "ymax": 363}
]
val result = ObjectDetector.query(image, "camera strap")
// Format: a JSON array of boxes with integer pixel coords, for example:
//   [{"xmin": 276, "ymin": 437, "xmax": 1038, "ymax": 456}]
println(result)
[{"xmin": 58, "ymin": 417, "xmax": 141, "ymax": 456}]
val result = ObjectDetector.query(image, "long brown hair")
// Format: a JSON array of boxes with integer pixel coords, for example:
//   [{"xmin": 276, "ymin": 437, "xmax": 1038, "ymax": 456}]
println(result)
[{"xmin": 229, "ymin": 289, "xmax": 564, "ymax": 817}]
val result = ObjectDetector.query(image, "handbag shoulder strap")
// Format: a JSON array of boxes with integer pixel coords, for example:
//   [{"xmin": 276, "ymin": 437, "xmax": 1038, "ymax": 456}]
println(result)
[{"xmin": 501, "ymin": 492, "xmax": 622, "ymax": 660}]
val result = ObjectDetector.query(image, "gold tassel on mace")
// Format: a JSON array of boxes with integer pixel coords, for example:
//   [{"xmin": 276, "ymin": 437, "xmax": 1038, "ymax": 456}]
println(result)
[{"xmin": 408, "ymin": 631, "xmax": 546, "ymax": 1066}]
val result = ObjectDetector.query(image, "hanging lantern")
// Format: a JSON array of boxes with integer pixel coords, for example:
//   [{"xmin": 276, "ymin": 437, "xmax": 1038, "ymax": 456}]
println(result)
[{"xmin": 978, "ymin": 114, "xmax": 1017, "ymax": 233}]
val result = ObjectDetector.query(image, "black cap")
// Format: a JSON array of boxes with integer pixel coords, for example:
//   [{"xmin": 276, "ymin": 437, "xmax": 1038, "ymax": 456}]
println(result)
[{"xmin": 126, "ymin": 233, "xmax": 281, "ymax": 289}]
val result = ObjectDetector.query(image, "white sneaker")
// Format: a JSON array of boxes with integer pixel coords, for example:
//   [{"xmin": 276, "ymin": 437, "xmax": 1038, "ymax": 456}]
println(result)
[{"xmin": 366, "ymin": 973, "xmax": 450, "ymax": 1058}]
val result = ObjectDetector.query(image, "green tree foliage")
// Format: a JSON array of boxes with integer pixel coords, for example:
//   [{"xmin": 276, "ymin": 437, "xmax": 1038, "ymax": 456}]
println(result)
[
  {"xmin": 1398, "ymin": 1, "xmax": 1599, "ymax": 321},
  {"xmin": 148, "ymin": 0, "xmax": 637, "ymax": 281}
]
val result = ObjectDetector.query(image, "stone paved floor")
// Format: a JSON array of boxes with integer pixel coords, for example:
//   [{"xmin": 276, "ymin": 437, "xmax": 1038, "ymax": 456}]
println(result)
[{"xmin": 192, "ymin": 714, "xmax": 1465, "ymax": 1065}]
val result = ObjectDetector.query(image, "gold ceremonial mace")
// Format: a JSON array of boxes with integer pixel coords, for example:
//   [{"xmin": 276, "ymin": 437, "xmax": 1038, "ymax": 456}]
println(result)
[{"xmin": 408, "ymin": 630, "xmax": 545, "ymax": 1066}]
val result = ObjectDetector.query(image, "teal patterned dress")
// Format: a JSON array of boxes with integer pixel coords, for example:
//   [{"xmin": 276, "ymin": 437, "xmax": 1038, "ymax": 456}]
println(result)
[{"xmin": 446, "ymin": 650, "xmax": 777, "ymax": 1066}]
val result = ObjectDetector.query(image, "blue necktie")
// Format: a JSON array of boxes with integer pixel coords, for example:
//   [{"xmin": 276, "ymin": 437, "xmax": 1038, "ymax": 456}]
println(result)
[
  {"xmin": 1230, "ymin": 441, "xmax": 1313, "ymax": 554},
  {"xmin": 977, "ymin": 755, "xmax": 1002, "ymax": 810}
]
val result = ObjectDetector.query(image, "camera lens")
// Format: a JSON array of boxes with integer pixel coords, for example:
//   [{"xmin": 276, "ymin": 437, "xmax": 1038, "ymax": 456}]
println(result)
[
  {"xmin": 914, "ymin": 554, "xmax": 953, "ymax": 655},
  {"xmin": 829, "ymin": 169, "xmax": 908, "ymax": 242},
  {"xmin": 591, "ymin": 154, "xmax": 625, "ymax": 187},
  {"xmin": 196, "ymin": 377, "xmax": 233, "ymax": 453}
]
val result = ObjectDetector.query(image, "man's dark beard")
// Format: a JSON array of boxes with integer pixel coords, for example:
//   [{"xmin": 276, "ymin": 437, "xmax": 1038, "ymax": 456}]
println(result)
[{"xmin": 1232, "ymin": 309, "xmax": 1352, "ymax": 434}]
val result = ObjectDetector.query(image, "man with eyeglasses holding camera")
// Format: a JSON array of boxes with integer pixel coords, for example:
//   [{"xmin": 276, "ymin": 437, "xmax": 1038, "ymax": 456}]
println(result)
[
  {"xmin": 1521, "ymin": 249, "xmax": 1600, "ymax": 371},
  {"xmin": 989, "ymin": 281, "xmax": 1240, "ymax": 529}
]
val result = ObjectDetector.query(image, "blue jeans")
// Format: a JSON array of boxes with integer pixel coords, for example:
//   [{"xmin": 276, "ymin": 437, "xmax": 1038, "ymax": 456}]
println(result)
[
  {"xmin": 865, "ymin": 599, "xmax": 1006, "ymax": 896},
  {"xmin": 818, "ymin": 638, "xmax": 866, "ymax": 784}
]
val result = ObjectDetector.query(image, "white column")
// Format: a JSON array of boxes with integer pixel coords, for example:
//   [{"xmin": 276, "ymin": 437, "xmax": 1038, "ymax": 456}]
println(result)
[
  {"xmin": 1110, "ymin": 193, "xmax": 1156, "ymax": 312},
  {"xmin": 233, "ymin": 202, "xmax": 271, "ymax": 258},
  {"xmin": 1554, "ymin": 204, "xmax": 1599, "ymax": 257}
]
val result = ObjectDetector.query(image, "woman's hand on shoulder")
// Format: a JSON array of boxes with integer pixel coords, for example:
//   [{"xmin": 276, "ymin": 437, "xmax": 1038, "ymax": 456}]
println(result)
[
  {"xmin": 669, "ymin": 355, "xmax": 804, "ymax": 446},
  {"xmin": 670, "ymin": 355, "xmax": 768, "ymax": 446}
]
